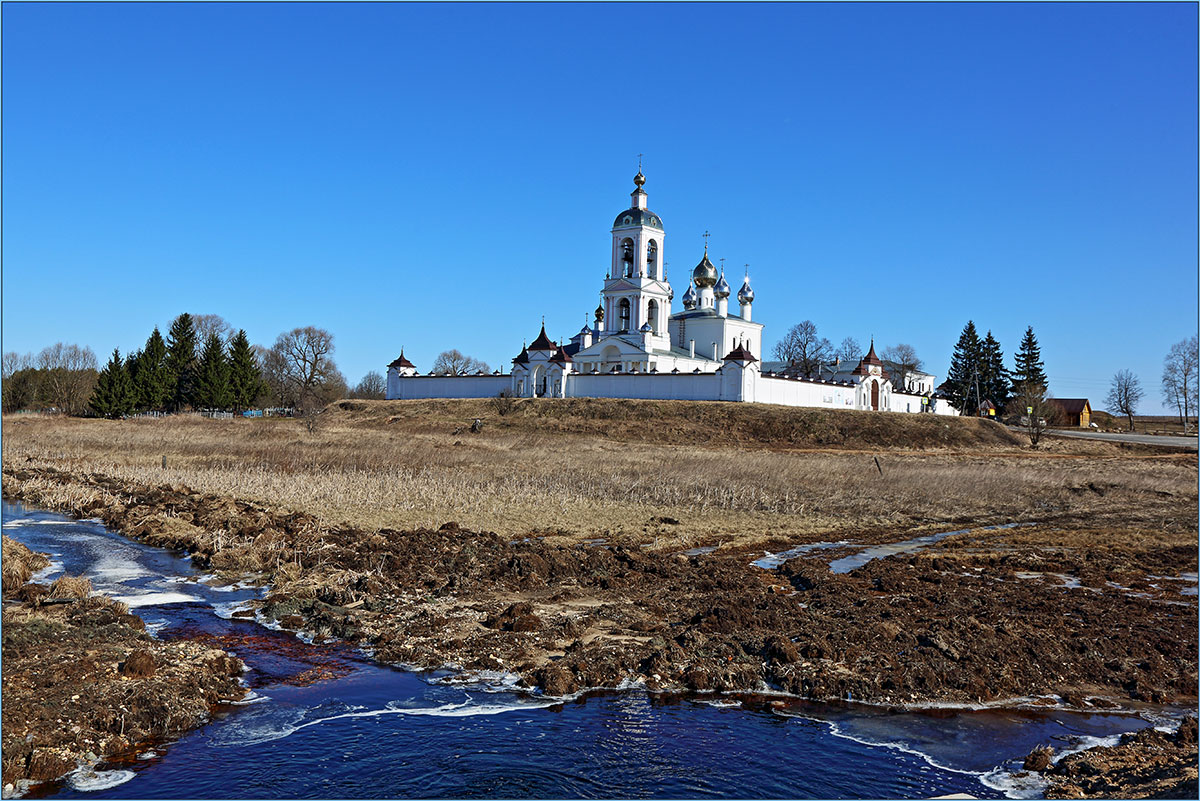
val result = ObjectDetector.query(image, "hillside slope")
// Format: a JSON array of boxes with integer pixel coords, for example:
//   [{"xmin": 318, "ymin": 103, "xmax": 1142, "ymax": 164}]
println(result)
[{"xmin": 327, "ymin": 397, "xmax": 1027, "ymax": 451}]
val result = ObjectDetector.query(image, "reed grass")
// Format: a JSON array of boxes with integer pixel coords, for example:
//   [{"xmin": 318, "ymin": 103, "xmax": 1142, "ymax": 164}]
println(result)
[{"xmin": 3, "ymin": 403, "xmax": 1195, "ymax": 545}]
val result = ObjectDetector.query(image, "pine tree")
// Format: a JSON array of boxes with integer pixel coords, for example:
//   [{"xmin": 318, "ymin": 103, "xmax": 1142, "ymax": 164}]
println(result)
[
  {"xmin": 1011, "ymin": 326, "xmax": 1048, "ymax": 397},
  {"xmin": 165, "ymin": 313, "xmax": 198, "ymax": 411},
  {"xmin": 226, "ymin": 329, "xmax": 265, "ymax": 412},
  {"xmin": 979, "ymin": 331, "xmax": 1011, "ymax": 411},
  {"xmin": 89, "ymin": 349, "xmax": 135, "ymax": 419},
  {"xmin": 945, "ymin": 321, "xmax": 983, "ymax": 414},
  {"xmin": 194, "ymin": 333, "xmax": 232, "ymax": 410},
  {"xmin": 135, "ymin": 327, "xmax": 171, "ymax": 411},
  {"xmin": 125, "ymin": 349, "xmax": 143, "ymax": 412}
]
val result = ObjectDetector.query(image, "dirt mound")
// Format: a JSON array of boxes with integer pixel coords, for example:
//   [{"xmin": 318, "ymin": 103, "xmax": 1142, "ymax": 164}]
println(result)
[
  {"xmin": 324, "ymin": 397, "xmax": 1028, "ymax": 451},
  {"xmin": 1, "ymin": 537, "xmax": 50, "ymax": 595},
  {"xmin": 1, "ymin": 592, "xmax": 245, "ymax": 788},
  {"xmin": 1045, "ymin": 717, "xmax": 1199, "ymax": 798}
]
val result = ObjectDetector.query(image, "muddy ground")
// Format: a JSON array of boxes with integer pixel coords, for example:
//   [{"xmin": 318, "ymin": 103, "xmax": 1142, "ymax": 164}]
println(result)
[
  {"xmin": 2, "ymin": 463, "xmax": 1196, "ymax": 798},
  {"xmin": 0, "ymin": 538, "xmax": 246, "ymax": 791}
]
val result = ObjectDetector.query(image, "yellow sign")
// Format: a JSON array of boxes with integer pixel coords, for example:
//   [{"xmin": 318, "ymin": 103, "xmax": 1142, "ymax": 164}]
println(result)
[{"xmin": 1027, "ymin": 406, "xmax": 1033, "ymax": 414}]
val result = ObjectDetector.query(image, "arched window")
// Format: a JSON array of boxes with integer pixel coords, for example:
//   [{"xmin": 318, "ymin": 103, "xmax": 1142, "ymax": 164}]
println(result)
[
  {"xmin": 647, "ymin": 240, "xmax": 659, "ymax": 279},
  {"xmin": 647, "ymin": 300, "xmax": 658, "ymax": 333},
  {"xmin": 619, "ymin": 298, "xmax": 631, "ymax": 331},
  {"xmin": 621, "ymin": 239, "xmax": 635, "ymax": 278}
]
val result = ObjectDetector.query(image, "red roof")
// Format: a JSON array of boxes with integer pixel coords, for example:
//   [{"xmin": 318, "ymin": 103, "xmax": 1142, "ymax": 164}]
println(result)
[
  {"xmin": 722, "ymin": 343, "xmax": 758, "ymax": 363},
  {"xmin": 851, "ymin": 341, "xmax": 891, "ymax": 380},
  {"xmin": 512, "ymin": 346, "xmax": 530, "ymax": 365},
  {"xmin": 549, "ymin": 346, "xmax": 573, "ymax": 364},
  {"xmin": 388, "ymin": 351, "xmax": 415, "ymax": 369},
  {"xmin": 529, "ymin": 324, "xmax": 555, "ymax": 351},
  {"xmin": 1048, "ymin": 398, "xmax": 1090, "ymax": 414}
]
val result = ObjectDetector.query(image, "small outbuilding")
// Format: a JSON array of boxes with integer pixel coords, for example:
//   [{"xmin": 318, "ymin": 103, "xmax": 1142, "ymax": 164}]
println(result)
[{"xmin": 1048, "ymin": 398, "xmax": 1091, "ymax": 428}]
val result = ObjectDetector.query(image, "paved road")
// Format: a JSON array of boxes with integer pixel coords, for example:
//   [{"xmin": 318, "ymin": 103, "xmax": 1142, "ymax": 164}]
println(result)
[{"xmin": 1045, "ymin": 428, "xmax": 1198, "ymax": 450}]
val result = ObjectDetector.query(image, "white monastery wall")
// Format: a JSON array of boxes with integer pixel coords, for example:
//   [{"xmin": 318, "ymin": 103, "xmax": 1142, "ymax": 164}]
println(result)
[
  {"xmin": 566, "ymin": 372, "xmax": 722, "ymax": 401},
  {"xmin": 753, "ymin": 376, "xmax": 855, "ymax": 409},
  {"xmin": 387, "ymin": 375, "xmax": 510, "ymax": 400}
]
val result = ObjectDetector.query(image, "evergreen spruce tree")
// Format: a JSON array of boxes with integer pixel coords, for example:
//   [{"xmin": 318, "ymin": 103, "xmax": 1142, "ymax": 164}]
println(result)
[
  {"xmin": 226, "ymin": 329, "xmax": 265, "ymax": 412},
  {"xmin": 979, "ymin": 331, "xmax": 1011, "ymax": 411},
  {"xmin": 945, "ymin": 321, "xmax": 983, "ymax": 414},
  {"xmin": 135, "ymin": 327, "xmax": 171, "ymax": 411},
  {"xmin": 1011, "ymin": 326, "xmax": 1048, "ymax": 397},
  {"xmin": 194, "ymin": 333, "xmax": 232, "ymax": 410},
  {"xmin": 164, "ymin": 313, "xmax": 198, "ymax": 411},
  {"xmin": 89, "ymin": 349, "xmax": 135, "ymax": 419}
]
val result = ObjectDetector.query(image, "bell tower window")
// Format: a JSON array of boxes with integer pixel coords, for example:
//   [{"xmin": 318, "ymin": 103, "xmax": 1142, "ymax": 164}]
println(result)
[
  {"xmin": 619, "ymin": 298, "xmax": 631, "ymax": 332},
  {"xmin": 621, "ymin": 238, "xmax": 634, "ymax": 278},
  {"xmin": 647, "ymin": 240, "xmax": 659, "ymax": 279},
  {"xmin": 647, "ymin": 299, "xmax": 658, "ymax": 333}
]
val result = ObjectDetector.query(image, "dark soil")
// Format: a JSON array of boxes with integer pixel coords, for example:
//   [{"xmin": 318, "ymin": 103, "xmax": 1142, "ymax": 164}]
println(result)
[
  {"xmin": 1044, "ymin": 716, "xmax": 1198, "ymax": 798},
  {"xmin": 0, "ymin": 591, "xmax": 246, "ymax": 788},
  {"xmin": 4, "ymin": 463, "xmax": 1196, "ymax": 797}
]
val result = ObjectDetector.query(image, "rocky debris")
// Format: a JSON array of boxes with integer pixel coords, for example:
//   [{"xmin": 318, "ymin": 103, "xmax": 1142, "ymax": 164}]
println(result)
[
  {"xmin": 1, "ymin": 575, "xmax": 245, "ymax": 788},
  {"xmin": 1045, "ymin": 717, "xmax": 1198, "ymax": 799}
]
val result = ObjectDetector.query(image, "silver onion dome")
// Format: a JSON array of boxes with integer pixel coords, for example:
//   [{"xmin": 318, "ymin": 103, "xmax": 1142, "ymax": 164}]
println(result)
[
  {"xmin": 714, "ymin": 270, "xmax": 731, "ymax": 299},
  {"xmin": 692, "ymin": 250, "xmax": 718, "ymax": 289},
  {"xmin": 738, "ymin": 276, "xmax": 754, "ymax": 304},
  {"xmin": 639, "ymin": 321, "xmax": 653, "ymax": 333},
  {"xmin": 682, "ymin": 281, "xmax": 699, "ymax": 310}
]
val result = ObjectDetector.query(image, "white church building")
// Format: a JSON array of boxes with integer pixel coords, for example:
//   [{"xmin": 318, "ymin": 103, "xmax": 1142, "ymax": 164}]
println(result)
[{"xmin": 386, "ymin": 170, "xmax": 957, "ymax": 416}]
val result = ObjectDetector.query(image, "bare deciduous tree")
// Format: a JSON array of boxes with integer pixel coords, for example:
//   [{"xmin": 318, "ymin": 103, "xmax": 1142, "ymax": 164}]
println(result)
[
  {"xmin": 1162, "ymin": 336, "xmax": 1198, "ymax": 432},
  {"xmin": 192, "ymin": 314, "xmax": 233, "ymax": 348},
  {"xmin": 773, "ymin": 321, "xmax": 833, "ymax": 379},
  {"xmin": 270, "ymin": 327, "xmax": 343, "ymax": 413},
  {"xmin": 351, "ymin": 371, "xmax": 386, "ymax": 400},
  {"xmin": 36, "ymin": 343, "xmax": 99, "ymax": 414},
  {"xmin": 2, "ymin": 352, "xmax": 37, "ymax": 413},
  {"xmin": 1009, "ymin": 382, "xmax": 1061, "ymax": 449},
  {"xmin": 1106, "ymin": 369, "xmax": 1144, "ymax": 432},
  {"xmin": 881, "ymin": 343, "xmax": 923, "ymax": 392},
  {"xmin": 432, "ymin": 349, "xmax": 491, "ymax": 376},
  {"xmin": 835, "ymin": 337, "xmax": 862, "ymax": 364}
]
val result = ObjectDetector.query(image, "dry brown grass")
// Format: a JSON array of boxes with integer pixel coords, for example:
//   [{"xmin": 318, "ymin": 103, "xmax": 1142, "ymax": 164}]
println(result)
[
  {"xmin": 1, "ymin": 536, "xmax": 50, "ymax": 595},
  {"xmin": 3, "ymin": 400, "xmax": 1195, "ymax": 547},
  {"xmin": 47, "ymin": 575, "xmax": 92, "ymax": 600}
]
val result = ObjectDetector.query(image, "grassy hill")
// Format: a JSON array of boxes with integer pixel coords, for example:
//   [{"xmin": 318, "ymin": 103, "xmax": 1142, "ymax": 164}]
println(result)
[{"xmin": 326, "ymin": 397, "xmax": 1027, "ymax": 452}]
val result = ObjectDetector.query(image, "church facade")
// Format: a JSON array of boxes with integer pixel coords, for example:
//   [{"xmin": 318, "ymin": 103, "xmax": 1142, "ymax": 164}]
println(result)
[{"xmin": 386, "ymin": 171, "xmax": 958, "ymax": 416}]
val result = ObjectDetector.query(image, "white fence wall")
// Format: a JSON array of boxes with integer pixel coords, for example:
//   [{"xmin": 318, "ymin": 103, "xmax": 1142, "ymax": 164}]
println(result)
[
  {"xmin": 754, "ymin": 376, "xmax": 856, "ymax": 409},
  {"xmin": 389, "ymin": 375, "xmax": 510, "ymax": 400},
  {"xmin": 566, "ymin": 372, "xmax": 722, "ymax": 401}
]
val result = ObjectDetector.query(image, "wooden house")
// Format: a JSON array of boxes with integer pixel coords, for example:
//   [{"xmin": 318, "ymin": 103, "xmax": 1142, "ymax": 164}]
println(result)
[{"xmin": 1049, "ymin": 398, "xmax": 1091, "ymax": 428}]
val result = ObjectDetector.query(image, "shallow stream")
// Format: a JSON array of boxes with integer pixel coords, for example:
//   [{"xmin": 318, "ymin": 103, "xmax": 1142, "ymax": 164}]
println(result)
[{"xmin": 1, "ymin": 501, "xmax": 1174, "ymax": 799}]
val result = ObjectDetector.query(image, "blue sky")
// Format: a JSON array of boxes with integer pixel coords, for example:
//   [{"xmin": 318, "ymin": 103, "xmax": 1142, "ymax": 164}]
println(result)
[{"xmin": 3, "ymin": 2, "xmax": 1196, "ymax": 412}]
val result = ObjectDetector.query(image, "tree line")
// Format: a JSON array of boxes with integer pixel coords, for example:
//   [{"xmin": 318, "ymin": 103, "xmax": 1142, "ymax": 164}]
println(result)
[
  {"xmin": 1, "ymin": 344, "xmax": 99, "ymax": 415},
  {"xmin": 5, "ymin": 313, "xmax": 391, "ymax": 419}
]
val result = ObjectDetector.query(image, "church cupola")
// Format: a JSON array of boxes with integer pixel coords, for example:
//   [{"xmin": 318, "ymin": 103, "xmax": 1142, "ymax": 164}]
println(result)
[
  {"xmin": 738, "ymin": 268, "xmax": 754, "ymax": 321},
  {"xmin": 714, "ymin": 267, "xmax": 731, "ymax": 317},
  {"xmin": 682, "ymin": 281, "xmax": 698, "ymax": 310}
]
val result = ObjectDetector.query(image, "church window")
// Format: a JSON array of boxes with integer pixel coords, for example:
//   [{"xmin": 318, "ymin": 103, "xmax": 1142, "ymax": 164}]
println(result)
[
  {"xmin": 647, "ymin": 240, "xmax": 659, "ymax": 279},
  {"xmin": 647, "ymin": 300, "xmax": 658, "ymax": 332},
  {"xmin": 621, "ymin": 238, "xmax": 634, "ymax": 277},
  {"xmin": 619, "ymin": 298, "xmax": 631, "ymax": 331}
]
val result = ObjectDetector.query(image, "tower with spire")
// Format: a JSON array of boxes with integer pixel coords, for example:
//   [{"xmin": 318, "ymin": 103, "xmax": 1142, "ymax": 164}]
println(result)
[{"xmin": 600, "ymin": 168, "xmax": 672, "ymax": 350}]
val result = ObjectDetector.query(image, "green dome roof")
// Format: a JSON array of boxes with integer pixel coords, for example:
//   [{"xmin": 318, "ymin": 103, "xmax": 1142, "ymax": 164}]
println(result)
[{"xmin": 612, "ymin": 208, "xmax": 664, "ymax": 230}]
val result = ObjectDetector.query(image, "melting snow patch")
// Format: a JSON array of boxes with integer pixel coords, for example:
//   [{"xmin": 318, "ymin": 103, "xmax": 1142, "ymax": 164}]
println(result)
[
  {"xmin": 66, "ymin": 769, "xmax": 136, "ymax": 792},
  {"xmin": 752, "ymin": 541, "xmax": 850, "ymax": 570},
  {"xmin": 111, "ymin": 591, "xmax": 202, "ymax": 608}
]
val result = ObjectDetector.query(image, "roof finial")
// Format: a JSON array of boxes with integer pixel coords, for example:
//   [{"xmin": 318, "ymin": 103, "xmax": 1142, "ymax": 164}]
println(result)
[
  {"xmin": 702, "ymin": 230, "xmax": 710, "ymax": 253},
  {"xmin": 638, "ymin": 152, "xmax": 643, "ymax": 171},
  {"xmin": 719, "ymin": 257, "xmax": 726, "ymax": 275},
  {"xmin": 744, "ymin": 263, "xmax": 750, "ymax": 278}
]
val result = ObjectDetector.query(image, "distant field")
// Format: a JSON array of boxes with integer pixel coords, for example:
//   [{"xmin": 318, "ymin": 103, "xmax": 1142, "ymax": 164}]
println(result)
[{"xmin": 3, "ymin": 399, "xmax": 1195, "ymax": 547}]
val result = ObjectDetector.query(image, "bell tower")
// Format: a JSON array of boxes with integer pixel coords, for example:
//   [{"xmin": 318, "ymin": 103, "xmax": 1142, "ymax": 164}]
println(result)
[{"xmin": 602, "ymin": 167, "xmax": 672, "ymax": 349}]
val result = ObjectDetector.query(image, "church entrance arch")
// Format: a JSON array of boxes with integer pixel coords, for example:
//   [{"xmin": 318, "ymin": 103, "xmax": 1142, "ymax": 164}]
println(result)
[
  {"xmin": 531, "ymin": 365, "xmax": 547, "ymax": 397},
  {"xmin": 601, "ymin": 345, "xmax": 621, "ymax": 372},
  {"xmin": 871, "ymin": 380, "xmax": 879, "ymax": 411}
]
